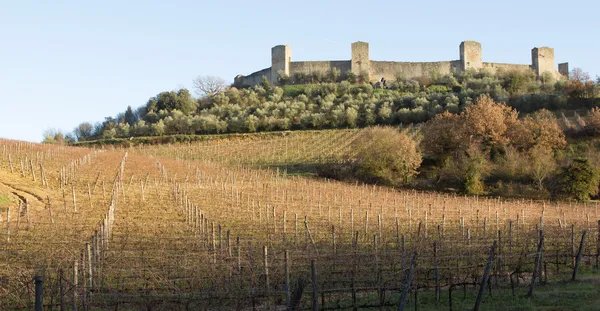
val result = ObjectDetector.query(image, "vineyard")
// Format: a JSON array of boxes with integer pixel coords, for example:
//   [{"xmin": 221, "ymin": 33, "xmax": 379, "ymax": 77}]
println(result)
[{"xmin": 0, "ymin": 133, "xmax": 599, "ymax": 310}]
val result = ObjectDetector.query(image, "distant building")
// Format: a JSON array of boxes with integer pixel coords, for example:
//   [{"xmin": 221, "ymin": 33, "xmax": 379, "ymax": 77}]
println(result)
[{"xmin": 234, "ymin": 41, "xmax": 568, "ymax": 87}]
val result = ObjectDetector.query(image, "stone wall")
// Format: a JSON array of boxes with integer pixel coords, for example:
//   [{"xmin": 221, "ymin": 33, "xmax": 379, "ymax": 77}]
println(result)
[
  {"xmin": 289, "ymin": 61, "xmax": 351, "ymax": 76},
  {"xmin": 482, "ymin": 62, "xmax": 532, "ymax": 75},
  {"xmin": 234, "ymin": 67, "xmax": 271, "ymax": 87},
  {"xmin": 234, "ymin": 41, "xmax": 567, "ymax": 86},
  {"xmin": 370, "ymin": 61, "xmax": 461, "ymax": 82}
]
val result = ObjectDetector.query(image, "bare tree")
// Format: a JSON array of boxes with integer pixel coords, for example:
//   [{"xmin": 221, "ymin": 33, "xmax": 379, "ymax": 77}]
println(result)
[
  {"xmin": 73, "ymin": 122, "xmax": 94, "ymax": 141},
  {"xmin": 570, "ymin": 68, "xmax": 590, "ymax": 82},
  {"xmin": 192, "ymin": 75, "xmax": 228, "ymax": 97},
  {"xmin": 530, "ymin": 145, "xmax": 556, "ymax": 191}
]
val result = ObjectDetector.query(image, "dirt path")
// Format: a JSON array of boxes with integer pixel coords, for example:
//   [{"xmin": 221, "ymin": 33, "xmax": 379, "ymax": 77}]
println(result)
[{"xmin": 0, "ymin": 171, "xmax": 50, "ymax": 221}]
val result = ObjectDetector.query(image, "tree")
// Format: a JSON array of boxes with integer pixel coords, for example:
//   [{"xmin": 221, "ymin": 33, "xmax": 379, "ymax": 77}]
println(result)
[
  {"xmin": 421, "ymin": 111, "xmax": 464, "ymax": 160},
  {"xmin": 42, "ymin": 128, "xmax": 68, "ymax": 145},
  {"xmin": 508, "ymin": 109, "xmax": 566, "ymax": 152},
  {"xmin": 351, "ymin": 127, "xmax": 422, "ymax": 185},
  {"xmin": 73, "ymin": 122, "xmax": 94, "ymax": 141},
  {"xmin": 145, "ymin": 89, "xmax": 198, "ymax": 116},
  {"xmin": 529, "ymin": 145, "xmax": 557, "ymax": 191},
  {"xmin": 560, "ymin": 158, "xmax": 600, "ymax": 201},
  {"xmin": 124, "ymin": 106, "xmax": 137, "ymax": 126},
  {"xmin": 565, "ymin": 68, "xmax": 594, "ymax": 99},
  {"xmin": 462, "ymin": 144, "xmax": 489, "ymax": 195},
  {"xmin": 260, "ymin": 76, "xmax": 272, "ymax": 92},
  {"xmin": 461, "ymin": 95, "xmax": 518, "ymax": 153},
  {"xmin": 587, "ymin": 107, "xmax": 600, "ymax": 135},
  {"xmin": 192, "ymin": 75, "xmax": 228, "ymax": 97}
]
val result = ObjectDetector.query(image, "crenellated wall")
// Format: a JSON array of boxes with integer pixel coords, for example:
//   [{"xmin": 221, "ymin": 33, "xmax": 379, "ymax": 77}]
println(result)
[
  {"xmin": 234, "ymin": 67, "xmax": 271, "ymax": 88},
  {"xmin": 370, "ymin": 61, "xmax": 461, "ymax": 82},
  {"xmin": 233, "ymin": 41, "xmax": 567, "ymax": 87},
  {"xmin": 482, "ymin": 62, "xmax": 532, "ymax": 74},
  {"xmin": 289, "ymin": 61, "xmax": 351, "ymax": 76}
]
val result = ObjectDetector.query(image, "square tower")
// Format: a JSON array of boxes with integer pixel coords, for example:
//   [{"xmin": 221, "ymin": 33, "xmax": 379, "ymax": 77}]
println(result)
[
  {"xmin": 558, "ymin": 62, "xmax": 569, "ymax": 78},
  {"xmin": 351, "ymin": 41, "xmax": 370, "ymax": 78},
  {"xmin": 532, "ymin": 47, "xmax": 555, "ymax": 78},
  {"xmin": 460, "ymin": 41, "xmax": 482, "ymax": 72},
  {"xmin": 271, "ymin": 45, "xmax": 292, "ymax": 84}
]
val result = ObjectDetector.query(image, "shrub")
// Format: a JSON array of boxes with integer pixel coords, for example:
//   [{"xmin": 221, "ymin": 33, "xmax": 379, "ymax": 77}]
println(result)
[
  {"xmin": 421, "ymin": 111, "xmax": 463, "ymax": 160},
  {"xmin": 462, "ymin": 146, "xmax": 489, "ymax": 195},
  {"xmin": 426, "ymin": 85, "xmax": 450, "ymax": 93},
  {"xmin": 351, "ymin": 127, "xmax": 422, "ymax": 185},
  {"xmin": 328, "ymin": 68, "xmax": 341, "ymax": 82},
  {"xmin": 587, "ymin": 107, "xmax": 600, "ymax": 135},
  {"xmin": 343, "ymin": 71, "xmax": 357, "ymax": 84},
  {"xmin": 507, "ymin": 109, "xmax": 566, "ymax": 152},
  {"xmin": 559, "ymin": 158, "xmax": 600, "ymax": 201},
  {"xmin": 461, "ymin": 95, "xmax": 518, "ymax": 152},
  {"xmin": 277, "ymin": 71, "xmax": 291, "ymax": 85},
  {"xmin": 358, "ymin": 71, "xmax": 370, "ymax": 84}
]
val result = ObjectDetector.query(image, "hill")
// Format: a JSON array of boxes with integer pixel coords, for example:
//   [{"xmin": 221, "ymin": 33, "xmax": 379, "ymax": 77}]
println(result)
[{"xmin": 55, "ymin": 68, "xmax": 599, "ymax": 143}]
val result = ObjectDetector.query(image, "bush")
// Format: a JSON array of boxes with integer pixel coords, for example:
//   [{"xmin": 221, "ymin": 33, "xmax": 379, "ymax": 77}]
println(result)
[
  {"xmin": 559, "ymin": 158, "xmax": 600, "ymax": 201},
  {"xmin": 351, "ymin": 127, "xmax": 422, "ymax": 185},
  {"xmin": 343, "ymin": 71, "xmax": 357, "ymax": 84},
  {"xmin": 462, "ymin": 146, "xmax": 489, "ymax": 195},
  {"xmin": 587, "ymin": 107, "xmax": 600, "ymax": 135}
]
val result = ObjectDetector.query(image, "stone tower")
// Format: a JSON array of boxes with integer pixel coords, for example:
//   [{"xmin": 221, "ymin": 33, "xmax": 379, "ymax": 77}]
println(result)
[
  {"xmin": 271, "ymin": 45, "xmax": 292, "ymax": 84},
  {"xmin": 558, "ymin": 62, "xmax": 569, "ymax": 78},
  {"xmin": 531, "ymin": 47, "xmax": 555, "ymax": 77},
  {"xmin": 351, "ymin": 41, "xmax": 370, "ymax": 78},
  {"xmin": 460, "ymin": 41, "xmax": 482, "ymax": 72}
]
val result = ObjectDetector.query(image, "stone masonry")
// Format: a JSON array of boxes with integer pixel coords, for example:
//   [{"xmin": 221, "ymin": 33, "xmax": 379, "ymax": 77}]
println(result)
[{"xmin": 234, "ymin": 41, "xmax": 568, "ymax": 87}]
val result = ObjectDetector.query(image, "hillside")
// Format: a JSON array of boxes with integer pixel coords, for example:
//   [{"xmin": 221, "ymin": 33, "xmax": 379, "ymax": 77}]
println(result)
[
  {"xmin": 54, "ymin": 68, "xmax": 599, "ymax": 144},
  {"xmin": 1, "ymin": 136, "xmax": 600, "ymax": 309}
]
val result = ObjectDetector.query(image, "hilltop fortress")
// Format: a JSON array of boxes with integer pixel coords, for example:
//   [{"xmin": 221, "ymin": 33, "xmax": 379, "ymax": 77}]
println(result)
[{"xmin": 234, "ymin": 41, "xmax": 569, "ymax": 87}]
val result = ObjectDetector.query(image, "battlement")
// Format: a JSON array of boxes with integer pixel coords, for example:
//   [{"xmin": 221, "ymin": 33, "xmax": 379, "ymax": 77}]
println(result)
[{"xmin": 234, "ymin": 41, "xmax": 566, "ymax": 87}]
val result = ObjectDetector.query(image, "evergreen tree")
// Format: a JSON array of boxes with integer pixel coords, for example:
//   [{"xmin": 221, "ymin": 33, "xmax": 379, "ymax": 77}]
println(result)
[{"xmin": 124, "ymin": 106, "xmax": 136, "ymax": 126}]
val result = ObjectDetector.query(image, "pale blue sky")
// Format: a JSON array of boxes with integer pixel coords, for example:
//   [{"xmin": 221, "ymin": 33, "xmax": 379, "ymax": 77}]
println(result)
[{"xmin": 1, "ymin": 0, "xmax": 598, "ymax": 142}]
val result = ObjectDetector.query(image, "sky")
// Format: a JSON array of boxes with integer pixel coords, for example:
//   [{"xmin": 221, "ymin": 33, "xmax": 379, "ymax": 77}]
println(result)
[{"xmin": 1, "ymin": 0, "xmax": 598, "ymax": 142}]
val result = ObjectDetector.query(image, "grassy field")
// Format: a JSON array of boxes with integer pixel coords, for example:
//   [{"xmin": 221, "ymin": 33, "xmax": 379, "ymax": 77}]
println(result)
[
  {"xmin": 0, "ymin": 136, "xmax": 598, "ymax": 310},
  {"xmin": 334, "ymin": 272, "xmax": 600, "ymax": 310},
  {"xmin": 0, "ymin": 194, "xmax": 10, "ymax": 208}
]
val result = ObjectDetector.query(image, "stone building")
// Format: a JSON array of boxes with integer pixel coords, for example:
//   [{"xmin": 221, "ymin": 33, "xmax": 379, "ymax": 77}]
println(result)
[{"xmin": 234, "ymin": 41, "xmax": 569, "ymax": 87}]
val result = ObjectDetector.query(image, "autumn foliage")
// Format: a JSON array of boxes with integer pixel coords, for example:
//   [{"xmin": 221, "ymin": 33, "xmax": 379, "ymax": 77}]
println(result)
[
  {"xmin": 422, "ymin": 95, "xmax": 568, "ymax": 195},
  {"xmin": 351, "ymin": 127, "xmax": 422, "ymax": 185}
]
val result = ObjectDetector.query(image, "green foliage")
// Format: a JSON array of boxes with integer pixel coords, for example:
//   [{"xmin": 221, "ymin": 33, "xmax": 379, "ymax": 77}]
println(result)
[
  {"xmin": 277, "ymin": 70, "xmax": 291, "ymax": 85},
  {"xmin": 0, "ymin": 195, "xmax": 10, "ymax": 208},
  {"xmin": 69, "ymin": 68, "xmax": 600, "ymax": 146},
  {"xmin": 124, "ymin": 106, "xmax": 137, "ymax": 126},
  {"xmin": 559, "ymin": 158, "xmax": 600, "ymax": 201},
  {"xmin": 281, "ymin": 85, "xmax": 309, "ymax": 98},
  {"xmin": 343, "ymin": 71, "xmax": 356, "ymax": 84},
  {"xmin": 426, "ymin": 85, "xmax": 449, "ymax": 93},
  {"xmin": 260, "ymin": 76, "xmax": 272, "ymax": 92},
  {"xmin": 42, "ymin": 129, "xmax": 74, "ymax": 145},
  {"xmin": 351, "ymin": 127, "xmax": 422, "ymax": 185},
  {"xmin": 74, "ymin": 122, "xmax": 94, "ymax": 141},
  {"xmin": 146, "ymin": 89, "xmax": 198, "ymax": 116},
  {"xmin": 462, "ymin": 146, "xmax": 489, "ymax": 195},
  {"xmin": 357, "ymin": 71, "xmax": 370, "ymax": 84}
]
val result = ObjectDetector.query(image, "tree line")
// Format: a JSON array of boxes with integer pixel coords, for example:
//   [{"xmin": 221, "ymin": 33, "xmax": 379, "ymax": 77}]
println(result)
[
  {"xmin": 324, "ymin": 96, "xmax": 600, "ymax": 201},
  {"xmin": 44, "ymin": 68, "xmax": 599, "ymax": 144}
]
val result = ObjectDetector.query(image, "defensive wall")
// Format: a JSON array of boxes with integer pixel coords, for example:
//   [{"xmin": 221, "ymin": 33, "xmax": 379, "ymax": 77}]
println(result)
[{"xmin": 234, "ymin": 41, "xmax": 569, "ymax": 87}]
